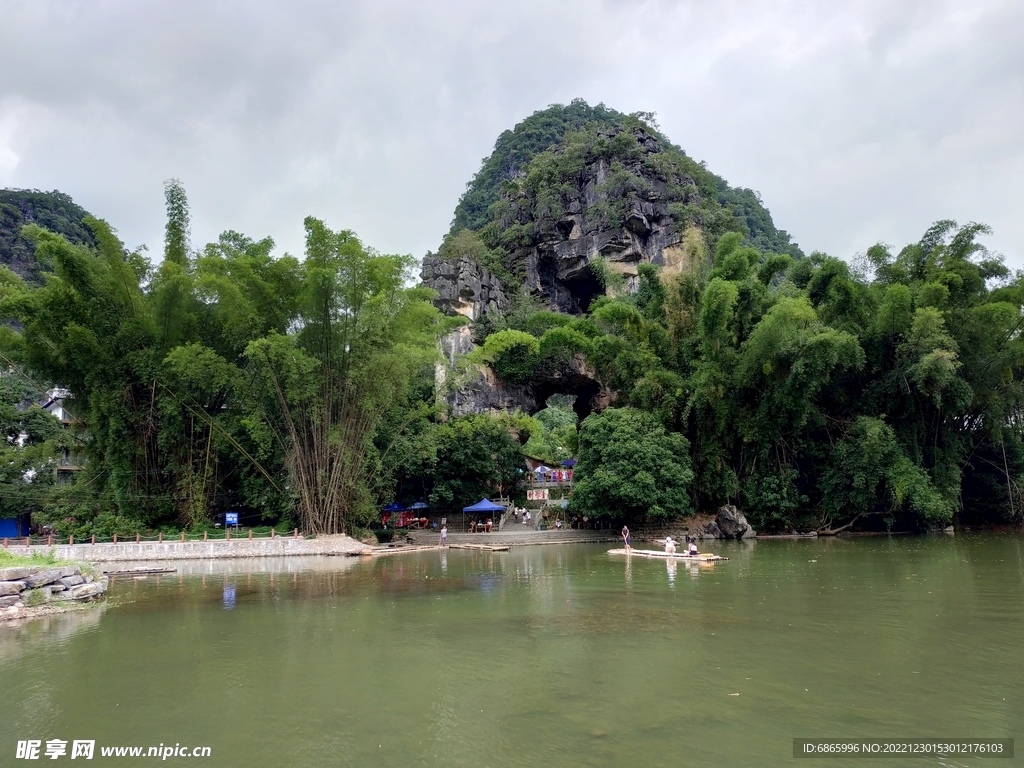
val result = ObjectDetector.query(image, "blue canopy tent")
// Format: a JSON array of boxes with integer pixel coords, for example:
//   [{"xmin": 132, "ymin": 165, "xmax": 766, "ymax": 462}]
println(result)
[
  {"xmin": 381, "ymin": 502, "xmax": 405, "ymax": 528},
  {"xmin": 560, "ymin": 459, "xmax": 577, "ymax": 468},
  {"xmin": 461, "ymin": 498, "xmax": 505, "ymax": 532},
  {"xmin": 408, "ymin": 502, "xmax": 429, "ymax": 510}
]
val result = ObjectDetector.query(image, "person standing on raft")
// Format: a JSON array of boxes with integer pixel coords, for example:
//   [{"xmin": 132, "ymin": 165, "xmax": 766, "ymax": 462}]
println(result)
[{"xmin": 621, "ymin": 525, "xmax": 631, "ymax": 551}]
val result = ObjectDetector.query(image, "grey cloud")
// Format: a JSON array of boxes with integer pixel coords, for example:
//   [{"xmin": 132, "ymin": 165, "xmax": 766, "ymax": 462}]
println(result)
[{"xmin": 0, "ymin": 0, "xmax": 1020, "ymax": 267}]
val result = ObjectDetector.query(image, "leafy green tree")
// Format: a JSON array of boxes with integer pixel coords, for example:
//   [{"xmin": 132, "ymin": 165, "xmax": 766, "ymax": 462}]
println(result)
[
  {"xmin": 427, "ymin": 414, "xmax": 526, "ymax": 512},
  {"xmin": 569, "ymin": 407, "xmax": 693, "ymax": 523},
  {"xmin": 474, "ymin": 329, "xmax": 540, "ymax": 383},
  {"xmin": 245, "ymin": 217, "xmax": 452, "ymax": 534}
]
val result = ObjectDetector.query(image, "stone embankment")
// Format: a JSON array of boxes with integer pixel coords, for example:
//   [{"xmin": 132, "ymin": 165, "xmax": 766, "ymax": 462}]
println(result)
[
  {"xmin": 0, "ymin": 564, "xmax": 108, "ymax": 618},
  {"xmin": 2, "ymin": 535, "xmax": 367, "ymax": 563},
  {"xmin": 408, "ymin": 529, "xmax": 618, "ymax": 547}
]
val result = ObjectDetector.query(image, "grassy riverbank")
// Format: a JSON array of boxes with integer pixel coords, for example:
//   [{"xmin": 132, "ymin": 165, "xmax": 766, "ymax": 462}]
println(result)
[{"xmin": 0, "ymin": 550, "xmax": 75, "ymax": 568}]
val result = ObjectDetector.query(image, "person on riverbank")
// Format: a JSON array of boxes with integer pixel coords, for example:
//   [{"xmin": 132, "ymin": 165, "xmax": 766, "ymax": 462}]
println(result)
[
  {"xmin": 621, "ymin": 525, "xmax": 631, "ymax": 551},
  {"xmin": 440, "ymin": 525, "xmax": 447, "ymax": 547}
]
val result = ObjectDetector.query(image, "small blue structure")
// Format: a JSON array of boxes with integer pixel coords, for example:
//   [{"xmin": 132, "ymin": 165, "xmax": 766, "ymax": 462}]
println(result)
[
  {"xmin": 462, "ymin": 499, "xmax": 506, "ymax": 513},
  {"xmin": 0, "ymin": 513, "xmax": 31, "ymax": 539},
  {"xmin": 461, "ymin": 498, "xmax": 505, "ymax": 532}
]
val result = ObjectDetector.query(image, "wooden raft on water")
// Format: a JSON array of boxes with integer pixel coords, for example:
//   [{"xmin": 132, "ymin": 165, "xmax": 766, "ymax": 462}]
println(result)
[
  {"xmin": 359, "ymin": 545, "xmax": 440, "ymax": 557},
  {"xmin": 447, "ymin": 543, "xmax": 510, "ymax": 552},
  {"xmin": 103, "ymin": 567, "xmax": 177, "ymax": 575},
  {"xmin": 607, "ymin": 549, "xmax": 728, "ymax": 561}
]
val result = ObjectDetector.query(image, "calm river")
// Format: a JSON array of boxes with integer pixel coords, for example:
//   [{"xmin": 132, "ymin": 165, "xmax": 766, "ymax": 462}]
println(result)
[{"xmin": 1, "ymin": 535, "xmax": 1022, "ymax": 766}]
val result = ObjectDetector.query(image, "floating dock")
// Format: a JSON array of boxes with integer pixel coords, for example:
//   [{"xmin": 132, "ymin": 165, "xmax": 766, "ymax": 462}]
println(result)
[{"xmin": 607, "ymin": 548, "xmax": 728, "ymax": 561}]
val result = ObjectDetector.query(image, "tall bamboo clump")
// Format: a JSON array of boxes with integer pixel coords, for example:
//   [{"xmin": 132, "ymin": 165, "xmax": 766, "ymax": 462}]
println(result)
[{"xmin": 246, "ymin": 217, "xmax": 448, "ymax": 535}]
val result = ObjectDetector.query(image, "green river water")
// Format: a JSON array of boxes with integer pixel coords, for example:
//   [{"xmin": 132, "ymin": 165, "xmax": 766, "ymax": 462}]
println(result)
[{"xmin": 1, "ymin": 535, "xmax": 1022, "ymax": 767}]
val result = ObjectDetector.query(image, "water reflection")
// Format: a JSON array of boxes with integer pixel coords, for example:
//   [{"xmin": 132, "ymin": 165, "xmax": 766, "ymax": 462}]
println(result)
[
  {"xmin": 2, "ymin": 538, "xmax": 1022, "ymax": 768},
  {"xmin": 0, "ymin": 605, "xmax": 105, "ymax": 665},
  {"xmin": 223, "ymin": 582, "xmax": 236, "ymax": 609}
]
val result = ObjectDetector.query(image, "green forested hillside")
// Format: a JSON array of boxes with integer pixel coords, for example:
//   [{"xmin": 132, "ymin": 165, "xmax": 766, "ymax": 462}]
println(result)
[
  {"xmin": 0, "ymin": 107, "xmax": 1021, "ymax": 539},
  {"xmin": 467, "ymin": 222, "xmax": 1024, "ymax": 532},
  {"xmin": 0, "ymin": 189, "xmax": 98, "ymax": 284},
  {"xmin": 449, "ymin": 99, "xmax": 801, "ymax": 260}
]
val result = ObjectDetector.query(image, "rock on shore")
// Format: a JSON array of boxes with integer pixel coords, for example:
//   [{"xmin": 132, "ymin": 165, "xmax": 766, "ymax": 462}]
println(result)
[
  {"xmin": 0, "ymin": 564, "xmax": 107, "ymax": 620},
  {"xmin": 715, "ymin": 505, "xmax": 757, "ymax": 539}
]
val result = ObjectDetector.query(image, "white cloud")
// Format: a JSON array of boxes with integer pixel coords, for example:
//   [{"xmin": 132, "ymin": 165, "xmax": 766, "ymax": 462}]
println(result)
[{"xmin": 0, "ymin": 0, "xmax": 1020, "ymax": 265}]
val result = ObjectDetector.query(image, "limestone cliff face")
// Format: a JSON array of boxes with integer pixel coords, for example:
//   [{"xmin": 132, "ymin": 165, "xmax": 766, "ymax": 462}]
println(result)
[
  {"xmin": 421, "ymin": 125, "xmax": 702, "ymax": 318},
  {"xmin": 436, "ymin": 327, "xmax": 537, "ymax": 417},
  {"xmin": 435, "ymin": 327, "xmax": 614, "ymax": 419},
  {"xmin": 420, "ymin": 254, "xmax": 508, "ymax": 322},
  {"xmin": 518, "ymin": 127, "xmax": 696, "ymax": 314}
]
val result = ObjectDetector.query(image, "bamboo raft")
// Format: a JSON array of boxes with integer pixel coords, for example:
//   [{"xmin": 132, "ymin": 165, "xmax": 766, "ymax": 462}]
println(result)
[
  {"xmin": 447, "ymin": 544, "xmax": 510, "ymax": 552},
  {"xmin": 358, "ymin": 545, "xmax": 439, "ymax": 557},
  {"xmin": 607, "ymin": 549, "xmax": 728, "ymax": 562},
  {"xmin": 103, "ymin": 568, "xmax": 177, "ymax": 575}
]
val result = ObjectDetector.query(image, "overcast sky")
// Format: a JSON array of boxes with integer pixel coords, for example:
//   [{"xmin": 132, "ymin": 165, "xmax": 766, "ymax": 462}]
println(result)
[{"xmin": 1, "ymin": 0, "xmax": 1021, "ymax": 269}]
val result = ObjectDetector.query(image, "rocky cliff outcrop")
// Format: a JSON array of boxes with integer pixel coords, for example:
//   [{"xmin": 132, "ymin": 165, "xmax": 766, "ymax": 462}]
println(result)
[
  {"xmin": 436, "ymin": 326, "xmax": 537, "ymax": 416},
  {"xmin": 435, "ymin": 326, "xmax": 613, "ymax": 419},
  {"xmin": 0, "ymin": 189, "xmax": 98, "ymax": 285},
  {"xmin": 421, "ymin": 124, "xmax": 702, "ymax": 318},
  {"xmin": 517, "ymin": 128, "xmax": 698, "ymax": 314},
  {"xmin": 421, "ymin": 254, "xmax": 509, "ymax": 322}
]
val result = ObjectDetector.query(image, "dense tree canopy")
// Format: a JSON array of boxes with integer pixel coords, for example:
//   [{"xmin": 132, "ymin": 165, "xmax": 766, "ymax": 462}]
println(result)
[
  {"xmin": 0, "ymin": 183, "xmax": 463, "ymax": 536},
  {"xmin": 475, "ymin": 219, "xmax": 1024, "ymax": 532},
  {"xmin": 569, "ymin": 407, "xmax": 693, "ymax": 522},
  {"xmin": 1, "ymin": 108, "xmax": 1022, "ymax": 537}
]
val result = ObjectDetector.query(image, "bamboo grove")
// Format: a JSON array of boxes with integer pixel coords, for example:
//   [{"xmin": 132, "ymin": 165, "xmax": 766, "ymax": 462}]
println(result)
[
  {"xmin": 477, "ymin": 222, "xmax": 1024, "ymax": 532},
  {"xmin": 1, "ymin": 179, "xmax": 1023, "ymax": 536},
  {"xmin": 0, "ymin": 181, "xmax": 455, "ymax": 536}
]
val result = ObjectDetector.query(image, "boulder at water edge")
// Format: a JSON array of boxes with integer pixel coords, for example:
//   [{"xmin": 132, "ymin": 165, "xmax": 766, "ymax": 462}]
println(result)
[{"xmin": 716, "ymin": 505, "xmax": 757, "ymax": 539}]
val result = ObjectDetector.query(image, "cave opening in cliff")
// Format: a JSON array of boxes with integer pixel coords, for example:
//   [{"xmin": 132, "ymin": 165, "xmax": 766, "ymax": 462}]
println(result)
[
  {"xmin": 531, "ymin": 377, "xmax": 603, "ymax": 422},
  {"xmin": 563, "ymin": 263, "xmax": 605, "ymax": 314}
]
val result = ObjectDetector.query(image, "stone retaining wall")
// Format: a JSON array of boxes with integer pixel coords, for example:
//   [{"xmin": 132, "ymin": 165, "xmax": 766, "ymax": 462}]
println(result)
[
  {"xmin": 1, "ymin": 535, "xmax": 367, "ymax": 563},
  {"xmin": 410, "ymin": 530, "xmax": 618, "ymax": 547},
  {"xmin": 0, "ymin": 564, "xmax": 108, "ymax": 618}
]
